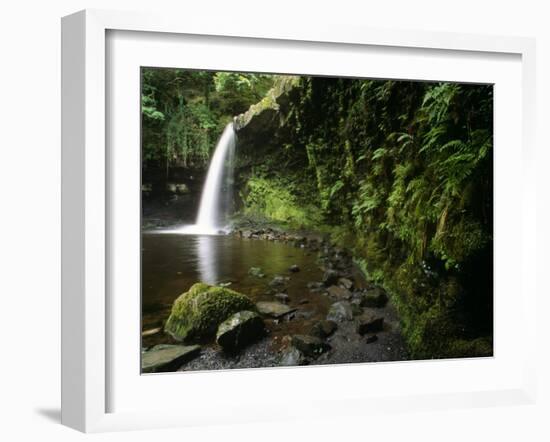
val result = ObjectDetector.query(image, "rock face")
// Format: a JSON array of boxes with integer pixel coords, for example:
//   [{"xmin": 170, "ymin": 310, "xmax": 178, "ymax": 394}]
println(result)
[
  {"xmin": 234, "ymin": 76, "xmax": 299, "ymax": 159},
  {"xmin": 256, "ymin": 301, "xmax": 297, "ymax": 318},
  {"xmin": 164, "ymin": 283, "xmax": 256, "ymax": 342},
  {"xmin": 216, "ymin": 311, "xmax": 265, "ymax": 352},
  {"xmin": 327, "ymin": 301, "xmax": 354, "ymax": 322},
  {"xmin": 291, "ymin": 335, "xmax": 331, "ymax": 358},
  {"xmin": 141, "ymin": 344, "xmax": 200, "ymax": 373}
]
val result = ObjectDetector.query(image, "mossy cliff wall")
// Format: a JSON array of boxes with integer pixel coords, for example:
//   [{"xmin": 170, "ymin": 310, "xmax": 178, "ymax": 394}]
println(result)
[{"xmin": 234, "ymin": 76, "xmax": 493, "ymax": 359}]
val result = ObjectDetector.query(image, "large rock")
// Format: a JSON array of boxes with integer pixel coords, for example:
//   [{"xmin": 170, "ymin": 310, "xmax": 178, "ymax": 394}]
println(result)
[
  {"xmin": 164, "ymin": 283, "xmax": 256, "ymax": 342},
  {"xmin": 360, "ymin": 287, "xmax": 389, "ymax": 308},
  {"xmin": 327, "ymin": 301, "xmax": 354, "ymax": 322},
  {"xmin": 291, "ymin": 335, "xmax": 331, "ymax": 358},
  {"xmin": 256, "ymin": 301, "xmax": 297, "ymax": 318},
  {"xmin": 356, "ymin": 314, "xmax": 385, "ymax": 335},
  {"xmin": 216, "ymin": 310, "xmax": 265, "ymax": 352},
  {"xmin": 141, "ymin": 344, "xmax": 200, "ymax": 373}
]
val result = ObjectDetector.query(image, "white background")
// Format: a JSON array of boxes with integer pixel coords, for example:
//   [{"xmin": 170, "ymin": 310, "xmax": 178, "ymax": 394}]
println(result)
[{"xmin": 0, "ymin": 0, "xmax": 548, "ymax": 441}]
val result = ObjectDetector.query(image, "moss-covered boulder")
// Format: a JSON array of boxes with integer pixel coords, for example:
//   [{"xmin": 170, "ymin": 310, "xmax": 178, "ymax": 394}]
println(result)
[{"xmin": 164, "ymin": 283, "xmax": 256, "ymax": 342}]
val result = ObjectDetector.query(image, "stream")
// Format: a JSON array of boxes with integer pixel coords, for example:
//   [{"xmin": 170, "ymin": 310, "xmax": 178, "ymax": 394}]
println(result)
[{"xmin": 142, "ymin": 232, "xmax": 330, "ymax": 347}]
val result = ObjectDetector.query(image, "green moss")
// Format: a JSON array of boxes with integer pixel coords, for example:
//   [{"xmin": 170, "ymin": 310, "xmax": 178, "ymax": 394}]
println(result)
[
  {"xmin": 164, "ymin": 283, "xmax": 256, "ymax": 342},
  {"xmin": 242, "ymin": 176, "xmax": 322, "ymax": 228}
]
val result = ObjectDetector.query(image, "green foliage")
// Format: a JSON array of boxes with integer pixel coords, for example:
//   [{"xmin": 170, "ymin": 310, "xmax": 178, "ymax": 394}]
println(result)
[
  {"xmin": 237, "ymin": 74, "xmax": 493, "ymax": 358},
  {"xmin": 242, "ymin": 175, "xmax": 322, "ymax": 228},
  {"xmin": 141, "ymin": 68, "xmax": 275, "ymax": 172}
]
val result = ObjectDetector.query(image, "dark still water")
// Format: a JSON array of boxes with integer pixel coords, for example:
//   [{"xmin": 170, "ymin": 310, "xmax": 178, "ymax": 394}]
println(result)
[{"xmin": 141, "ymin": 233, "xmax": 329, "ymax": 347}]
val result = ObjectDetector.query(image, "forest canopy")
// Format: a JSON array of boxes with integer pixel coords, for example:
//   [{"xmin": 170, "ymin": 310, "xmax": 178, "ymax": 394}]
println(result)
[{"xmin": 141, "ymin": 69, "xmax": 274, "ymax": 170}]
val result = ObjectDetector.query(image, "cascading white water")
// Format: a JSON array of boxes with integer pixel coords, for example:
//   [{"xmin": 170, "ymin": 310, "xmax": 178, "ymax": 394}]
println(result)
[
  {"xmin": 175, "ymin": 123, "xmax": 235, "ymax": 235},
  {"xmin": 196, "ymin": 123, "xmax": 235, "ymax": 230}
]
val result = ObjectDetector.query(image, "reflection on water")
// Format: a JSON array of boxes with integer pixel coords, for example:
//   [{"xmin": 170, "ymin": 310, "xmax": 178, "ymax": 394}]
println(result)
[
  {"xmin": 141, "ymin": 233, "xmax": 330, "ymax": 345},
  {"xmin": 196, "ymin": 235, "xmax": 218, "ymax": 285}
]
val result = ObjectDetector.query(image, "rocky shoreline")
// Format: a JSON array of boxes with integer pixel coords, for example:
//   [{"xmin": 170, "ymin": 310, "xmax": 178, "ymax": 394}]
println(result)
[{"xmin": 141, "ymin": 223, "xmax": 409, "ymax": 373}]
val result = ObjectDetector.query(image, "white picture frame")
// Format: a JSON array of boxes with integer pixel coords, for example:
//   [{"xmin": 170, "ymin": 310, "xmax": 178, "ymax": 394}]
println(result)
[{"xmin": 61, "ymin": 9, "xmax": 537, "ymax": 433}]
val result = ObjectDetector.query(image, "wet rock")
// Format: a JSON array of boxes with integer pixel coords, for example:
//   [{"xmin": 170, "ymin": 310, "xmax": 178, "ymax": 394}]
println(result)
[
  {"xmin": 256, "ymin": 301, "xmax": 297, "ymax": 318},
  {"xmin": 310, "ymin": 320, "xmax": 338, "ymax": 338},
  {"xmin": 360, "ymin": 287, "xmax": 389, "ymax": 308},
  {"xmin": 366, "ymin": 334, "xmax": 379, "ymax": 344},
  {"xmin": 269, "ymin": 275, "xmax": 290, "ymax": 288},
  {"xmin": 274, "ymin": 293, "xmax": 290, "ymax": 304},
  {"xmin": 322, "ymin": 269, "xmax": 340, "ymax": 286},
  {"xmin": 141, "ymin": 344, "xmax": 200, "ymax": 373},
  {"xmin": 327, "ymin": 301, "xmax": 354, "ymax": 322},
  {"xmin": 291, "ymin": 335, "xmax": 331, "ymax": 358},
  {"xmin": 356, "ymin": 314, "xmax": 385, "ymax": 335},
  {"xmin": 248, "ymin": 266, "xmax": 266, "ymax": 278},
  {"xmin": 279, "ymin": 346, "xmax": 307, "ymax": 366},
  {"xmin": 141, "ymin": 327, "xmax": 162, "ymax": 337},
  {"xmin": 307, "ymin": 281, "xmax": 324, "ymax": 292},
  {"xmin": 289, "ymin": 264, "xmax": 300, "ymax": 273},
  {"xmin": 338, "ymin": 277, "xmax": 354, "ymax": 290},
  {"xmin": 165, "ymin": 283, "xmax": 256, "ymax": 341},
  {"xmin": 216, "ymin": 310, "xmax": 265, "ymax": 352},
  {"xmin": 327, "ymin": 285, "xmax": 352, "ymax": 300}
]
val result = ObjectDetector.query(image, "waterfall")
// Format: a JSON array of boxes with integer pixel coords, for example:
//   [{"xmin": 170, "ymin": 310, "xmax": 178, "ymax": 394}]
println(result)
[{"xmin": 175, "ymin": 123, "xmax": 236, "ymax": 235}]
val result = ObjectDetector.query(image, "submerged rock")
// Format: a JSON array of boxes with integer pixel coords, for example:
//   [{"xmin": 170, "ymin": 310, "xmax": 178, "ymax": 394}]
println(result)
[
  {"xmin": 274, "ymin": 293, "xmax": 290, "ymax": 304},
  {"xmin": 141, "ymin": 344, "xmax": 200, "ymax": 373},
  {"xmin": 269, "ymin": 275, "xmax": 290, "ymax": 288},
  {"xmin": 256, "ymin": 301, "xmax": 297, "ymax": 318},
  {"xmin": 327, "ymin": 301, "xmax": 354, "ymax": 322},
  {"xmin": 164, "ymin": 283, "xmax": 256, "ymax": 342},
  {"xmin": 248, "ymin": 266, "xmax": 266, "ymax": 278},
  {"xmin": 291, "ymin": 335, "xmax": 331, "ymax": 358},
  {"xmin": 216, "ymin": 310, "xmax": 265, "ymax": 352},
  {"xmin": 356, "ymin": 314, "xmax": 385, "ymax": 335}
]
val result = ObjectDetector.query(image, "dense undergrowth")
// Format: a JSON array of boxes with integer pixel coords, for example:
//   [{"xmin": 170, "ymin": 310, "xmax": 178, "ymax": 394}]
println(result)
[{"xmin": 236, "ymin": 77, "xmax": 493, "ymax": 359}]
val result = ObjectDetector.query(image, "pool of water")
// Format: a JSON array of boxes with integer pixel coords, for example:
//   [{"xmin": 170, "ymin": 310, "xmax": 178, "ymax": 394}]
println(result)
[{"xmin": 141, "ymin": 232, "xmax": 330, "ymax": 347}]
